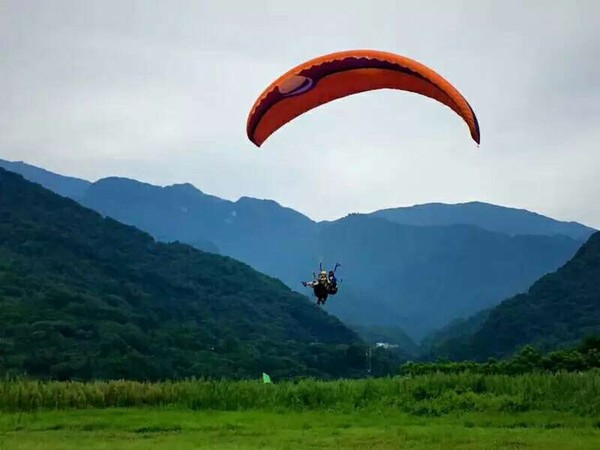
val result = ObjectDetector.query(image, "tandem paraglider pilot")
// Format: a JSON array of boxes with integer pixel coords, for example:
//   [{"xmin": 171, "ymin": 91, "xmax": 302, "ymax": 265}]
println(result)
[{"xmin": 302, "ymin": 263, "xmax": 341, "ymax": 305}]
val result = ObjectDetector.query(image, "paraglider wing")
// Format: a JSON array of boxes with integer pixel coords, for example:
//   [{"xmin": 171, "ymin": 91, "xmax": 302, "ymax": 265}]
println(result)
[{"xmin": 246, "ymin": 49, "xmax": 480, "ymax": 146}]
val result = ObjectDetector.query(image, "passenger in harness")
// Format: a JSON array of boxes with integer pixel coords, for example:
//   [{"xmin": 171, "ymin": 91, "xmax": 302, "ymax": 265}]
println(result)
[{"xmin": 302, "ymin": 263, "xmax": 341, "ymax": 305}]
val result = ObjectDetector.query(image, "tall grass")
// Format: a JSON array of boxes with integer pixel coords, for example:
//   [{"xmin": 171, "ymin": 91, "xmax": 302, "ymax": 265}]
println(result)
[{"xmin": 1, "ymin": 371, "xmax": 599, "ymax": 416}]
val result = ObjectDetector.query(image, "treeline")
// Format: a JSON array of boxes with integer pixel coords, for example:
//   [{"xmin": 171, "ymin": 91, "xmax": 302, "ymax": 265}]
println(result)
[{"xmin": 401, "ymin": 336, "xmax": 600, "ymax": 376}]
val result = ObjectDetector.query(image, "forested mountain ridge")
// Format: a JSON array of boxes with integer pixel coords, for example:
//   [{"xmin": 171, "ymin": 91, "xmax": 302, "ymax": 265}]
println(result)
[{"xmin": 0, "ymin": 168, "xmax": 368, "ymax": 381}]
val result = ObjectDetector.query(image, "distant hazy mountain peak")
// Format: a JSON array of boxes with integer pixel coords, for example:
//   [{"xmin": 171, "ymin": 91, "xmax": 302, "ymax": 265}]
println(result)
[
  {"xmin": 370, "ymin": 201, "xmax": 595, "ymax": 241},
  {"xmin": 94, "ymin": 176, "xmax": 150, "ymax": 186},
  {"xmin": 236, "ymin": 196, "xmax": 281, "ymax": 206},
  {"xmin": 166, "ymin": 182, "xmax": 204, "ymax": 194}
]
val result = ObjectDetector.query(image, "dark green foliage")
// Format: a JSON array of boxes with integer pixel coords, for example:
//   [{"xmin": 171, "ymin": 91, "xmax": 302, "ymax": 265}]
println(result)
[
  {"xmin": 1, "ymin": 371, "xmax": 598, "ymax": 417},
  {"xmin": 421, "ymin": 308, "xmax": 491, "ymax": 351},
  {"xmin": 0, "ymin": 168, "xmax": 378, "ymax": 381},
  {"xmin": 401, "ymin": 336, "xmax": 600, "ymax": 376}
]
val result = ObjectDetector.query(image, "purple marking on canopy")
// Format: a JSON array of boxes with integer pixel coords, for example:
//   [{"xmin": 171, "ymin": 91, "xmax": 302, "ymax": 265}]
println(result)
[{"xmin": 278, "ymin": 75, "xmax": 315, "ymax": 97}]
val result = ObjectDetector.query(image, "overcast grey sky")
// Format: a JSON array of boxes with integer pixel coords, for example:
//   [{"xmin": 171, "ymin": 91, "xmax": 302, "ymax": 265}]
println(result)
[{"xmin": 1, "ymin": 1, "xmax": 598, "ymax": 226}]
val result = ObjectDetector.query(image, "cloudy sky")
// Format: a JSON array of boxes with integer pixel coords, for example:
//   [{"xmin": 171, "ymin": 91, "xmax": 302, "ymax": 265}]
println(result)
[{"xmin": 1, "ymin": 1, "xmax": 598, "ymax": 227}]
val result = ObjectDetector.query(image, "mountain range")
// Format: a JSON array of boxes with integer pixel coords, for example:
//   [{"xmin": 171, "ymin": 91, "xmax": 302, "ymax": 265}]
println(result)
[
  {"xmin": 0, "ymin": 167, "xmax": 372, "ymax": 381},
  {"xmin": 1, "ymin": 159, "xmax": 595, "ymax": 340}
]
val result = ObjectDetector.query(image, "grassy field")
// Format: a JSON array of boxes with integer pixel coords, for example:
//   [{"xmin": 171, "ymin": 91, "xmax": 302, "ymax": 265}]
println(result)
[
  {"xmin": 1, "ymin": 408, "xmax": 599, "ymax": 449},
  {"xmin": 1, "ymin": 372, "xmax": 598, "ymax": 449}
]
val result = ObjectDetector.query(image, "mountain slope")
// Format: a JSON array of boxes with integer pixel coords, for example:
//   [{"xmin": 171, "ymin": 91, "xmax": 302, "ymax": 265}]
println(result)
[
  {"xmin": 0, "ymin": 168, "xmax": 362, "ymax": 381},
  {"xmin": 0, "ymin": 160, "xmax": 590, "ymax": 339},
  {"xmin": 370, "ymin": 202, "xmax": 595, "ymax": 241},
  {"xmin": 0, "ymin": 159, "xmax": 90, "ymax": 201},
  {"xmin": 81, "ymin": 177, "xmax": 224, "ymax": 253},
  {"xmin": 80, "ymin": 176, "xmax": 318, "ymax": 280},
  {"xmin": 420, "ymin": 308, "xmax": 492, "ymax": 356},
  {"xmin": 434, "ymin": 231, "xmax": 600, "ymax": 360},
  {"xmin": 317, "ymin": 215, "xmax": 582, "ymax": 338}
]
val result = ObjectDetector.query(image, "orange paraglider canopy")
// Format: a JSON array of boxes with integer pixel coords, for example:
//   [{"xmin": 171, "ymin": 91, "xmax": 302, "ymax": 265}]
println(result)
[{"xmin": 246, "ymin": 49, "xmax": 480, "ymax": 147}]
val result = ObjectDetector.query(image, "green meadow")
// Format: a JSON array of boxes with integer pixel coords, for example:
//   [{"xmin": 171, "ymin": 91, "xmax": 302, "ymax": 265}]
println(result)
[
  {"xmin": 1, "ymin": 372, "xmax": 598, "ymax": 449},
  {"xmin": 1, "ymin": 408, "xmax": 599, "ymax": 450}
]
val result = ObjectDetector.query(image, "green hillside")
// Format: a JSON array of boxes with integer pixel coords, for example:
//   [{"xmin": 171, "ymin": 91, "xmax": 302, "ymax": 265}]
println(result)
[
  {"xmin": 0, "ymin": 168, "xmax": 366, "ymax": 381},
  {"xmin": 433, "ymin": 231, "xmax": 600, "ymax": 360}
]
